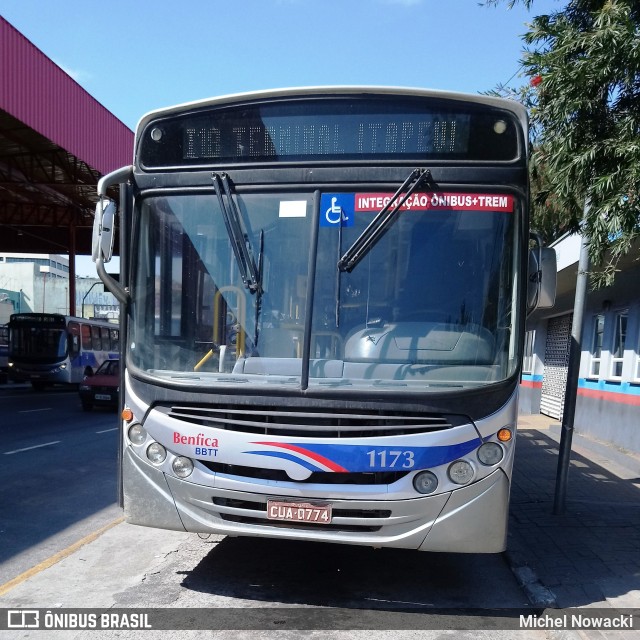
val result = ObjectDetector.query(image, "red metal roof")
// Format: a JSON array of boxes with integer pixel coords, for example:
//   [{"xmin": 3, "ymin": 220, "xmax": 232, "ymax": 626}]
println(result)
[{"xmin": 0, "ymin": 16, "xmax": 132, "ymax": 175}]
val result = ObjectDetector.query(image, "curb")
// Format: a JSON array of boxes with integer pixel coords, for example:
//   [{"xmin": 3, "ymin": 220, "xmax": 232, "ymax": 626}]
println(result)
[
  {"xmin": 504, "ymin": 550, "xmax": 558, "ymax": 608},
  {"xmin": 504, "ymin": 553, "xmax": 588, "ymax": 640}
]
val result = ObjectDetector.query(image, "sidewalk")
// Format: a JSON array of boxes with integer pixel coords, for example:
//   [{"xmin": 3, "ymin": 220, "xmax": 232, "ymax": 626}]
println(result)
[{"xmin": 509, "ymin": 414, "xmax": 640, "ymax": 617}]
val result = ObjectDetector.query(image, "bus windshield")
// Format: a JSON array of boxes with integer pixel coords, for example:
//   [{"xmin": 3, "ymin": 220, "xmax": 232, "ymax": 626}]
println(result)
[
  {"xmin": 132, "ymin": 187, "xmax": 519, "ymax": 391},
  {"xmin": 10, "ymin": 323, "xmax": 67, "ymax": 361}
]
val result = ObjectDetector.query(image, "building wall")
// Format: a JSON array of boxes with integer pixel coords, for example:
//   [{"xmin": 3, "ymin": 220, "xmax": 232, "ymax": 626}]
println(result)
[
  {"xmin": 519, "ymin": 322, "xmax": 547, "ymax": 415},
  {"xmin": 575, "ymin": 381, "xmax": 640, "ymax": 453},
  {"xmin": 0, "ymin": 252, "xmax": 69, "ymax": 278},
  {"xmin": 0, "ymin": 263, "xmax": 38, "ymax": 312},
  {"xmin": 0, "ymin": 261, "xmax": 118, "ymax": 319},
  {"xmin": 574, "ymin": 300, "xmax": 640, "ymax": 453},
  {"xmin": 520, "ymin": 234, "xmax": 640, "ymax": 455},
  {"xmin": 0, "ymin": 299, "xmax": 14, "ymax": 324}
]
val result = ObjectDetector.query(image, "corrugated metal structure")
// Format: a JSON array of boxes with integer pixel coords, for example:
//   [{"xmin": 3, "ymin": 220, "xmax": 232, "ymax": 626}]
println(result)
[
  {"xmin": 540, "ymin": 313, "xmax": 572, "ymax": 420},
  {"xmin": 0, "ymin": 16, "xmax": 133, "ymax": 263},
  {"xmin": 0, "ymin": 17, "xmax": 132, "ymax": 176}
]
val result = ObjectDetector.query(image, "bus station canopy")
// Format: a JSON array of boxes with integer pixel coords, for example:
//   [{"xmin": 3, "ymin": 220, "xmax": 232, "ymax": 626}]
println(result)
[{"xmin": 0, "ymin": 16, "xmax": 133, "ymax": 258}]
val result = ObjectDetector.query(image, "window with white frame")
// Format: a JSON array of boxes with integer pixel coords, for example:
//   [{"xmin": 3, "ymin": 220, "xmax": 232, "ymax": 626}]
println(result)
[
  {"xmin": 610, "ymin": 310, "xmax": 628, "ymax": 379},
  {"xmin": 589, "ymin": 314, "xmax": 605, "ymax": 377},
  {"xmin": 523, "ymin": 330, "xmax": 535, "ymax": 374}
]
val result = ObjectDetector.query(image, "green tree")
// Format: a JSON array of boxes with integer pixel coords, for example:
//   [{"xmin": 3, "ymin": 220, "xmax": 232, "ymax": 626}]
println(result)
[{"xmin": 488, "ymin": 0, "xmax": 640, "ymax": 285}]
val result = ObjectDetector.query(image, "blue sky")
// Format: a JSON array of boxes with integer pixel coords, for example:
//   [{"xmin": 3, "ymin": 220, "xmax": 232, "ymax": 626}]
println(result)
[
  {"xmin": 1, "ymin": 0, "xmax": 559, "ymax": 273},
  {"xmin": 1, "ymin": 0, "xmax": 561, "ymax": 131}
]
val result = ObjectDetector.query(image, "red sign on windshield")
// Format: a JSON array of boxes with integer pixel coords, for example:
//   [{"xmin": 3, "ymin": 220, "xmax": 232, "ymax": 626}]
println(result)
[{"xmin": 355, "ymin": 192, "xmax": 514, "ymax": 213}]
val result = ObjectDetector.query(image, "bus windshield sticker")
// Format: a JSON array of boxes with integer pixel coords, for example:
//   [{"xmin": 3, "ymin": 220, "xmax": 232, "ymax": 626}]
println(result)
[
  {"xmin": 320, "ymin": 193, "xmax": 355, "ymax": 227},
  {"xmin": 278, "ymin": 201, "xmax": 307, "ymax": 218},
  {"xmin": 322, "ymin": 192, "xmax": 514, "ymax": 230},
  {"xmin": 355, "ymin": 192, "xmax": 514, "ymax": 213}
]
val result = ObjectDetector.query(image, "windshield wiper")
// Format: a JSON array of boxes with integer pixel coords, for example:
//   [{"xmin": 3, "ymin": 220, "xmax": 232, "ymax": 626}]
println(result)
[
  {"xmin": 213, "ymin": 172, "xmax": 262, "ymax": 294},
  {"xmin": 337, "ymin": 168, "xmax": 431, "ymax": 273}
]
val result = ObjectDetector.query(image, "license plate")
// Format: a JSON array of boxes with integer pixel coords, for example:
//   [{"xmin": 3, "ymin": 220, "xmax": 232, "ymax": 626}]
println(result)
[
  {"xmin": 95, "ymin": 394, "xmax": 112, "ymax": 401},
  {"xmin": 267, "ymin": 500, "xmax": 332, "ymax": 524}
]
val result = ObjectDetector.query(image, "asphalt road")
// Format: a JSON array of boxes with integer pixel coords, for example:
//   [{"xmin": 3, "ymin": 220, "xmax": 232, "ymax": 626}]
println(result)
[
  {"xmin": 0, "ymin": 384, "xmax": 547, "ymax": 637},
  {"xmin": 0, "ymin": 383, "xmax": 121, "ymax": 584}
]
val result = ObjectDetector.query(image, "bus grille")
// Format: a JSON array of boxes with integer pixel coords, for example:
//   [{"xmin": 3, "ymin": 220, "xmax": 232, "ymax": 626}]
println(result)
[{"xmin": 161, "ymin": 404, "xmax": 457, "ymax": 438}]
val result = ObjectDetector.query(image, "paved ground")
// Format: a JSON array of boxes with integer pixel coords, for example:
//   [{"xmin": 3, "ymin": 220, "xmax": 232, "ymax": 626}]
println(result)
[
  {"xmin": 509, "ymin": 414, "xmax": 640, "ymax": 638},
  {"xmin": 2, "ymin": 409, "xmax": 639, "ymax": 639}
]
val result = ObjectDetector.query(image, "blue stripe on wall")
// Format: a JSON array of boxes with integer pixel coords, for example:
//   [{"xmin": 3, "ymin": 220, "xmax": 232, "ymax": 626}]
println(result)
[{"xmin": 579, "ymin": 378, "xmax": 640, "ymax": 396}]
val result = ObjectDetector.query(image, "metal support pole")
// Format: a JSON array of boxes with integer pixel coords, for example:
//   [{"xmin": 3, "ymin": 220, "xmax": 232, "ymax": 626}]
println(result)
[
  {"xmin": 553, "ymin": 219, "xmax": 590, "ymax": 515},
  {"xmin": 69, "ymin": 220, "xmax": 77, "ymax": 316}
]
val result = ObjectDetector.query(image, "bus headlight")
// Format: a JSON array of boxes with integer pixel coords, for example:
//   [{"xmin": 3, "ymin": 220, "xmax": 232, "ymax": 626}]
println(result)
[
  {"xmin": 478, "ymin": 442, "xmax": 504, "ymax": 466},
  {"xmin": 413, "ymin": 470, "xmax": 438, "ymax": 494},
  {"xmin": 127, "ymin": 423, "xmax": 147, "ymax": 445},
  {"xmin": 146, "ymin": 442, "xmax": 167, "ymax": 464},
  {"xmin": 448, "ymin": 460, "xmax": 475, "ymax": 485},
  {"xmin": 172, "ymin": 456, "xmax": 194, "ymax": 478}
]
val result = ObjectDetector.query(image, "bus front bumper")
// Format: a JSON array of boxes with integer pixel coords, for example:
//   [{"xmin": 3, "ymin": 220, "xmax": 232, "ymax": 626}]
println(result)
[{"xmin": 122, "ymin": 447, "xmax": 510, "ymax": 553}]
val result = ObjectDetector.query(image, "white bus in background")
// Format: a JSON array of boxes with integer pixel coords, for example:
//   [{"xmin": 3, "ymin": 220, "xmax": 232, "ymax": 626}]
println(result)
[{"xmin": 8, "ymin": 313, "xmax": 119, "ymax": 390}]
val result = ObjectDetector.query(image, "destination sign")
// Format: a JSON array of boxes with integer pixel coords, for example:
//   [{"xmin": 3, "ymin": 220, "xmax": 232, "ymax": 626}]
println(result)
[
  {"xmin": 139, "ymin": 96, "xmax": 520, "ymax": 167},
  {"xmin": 183, "ymin": 112, "xmax": 470, "ymax": 160},
  {"xmin": 10, "ymin": 313, "xmax": 65, "ymax": 325}
]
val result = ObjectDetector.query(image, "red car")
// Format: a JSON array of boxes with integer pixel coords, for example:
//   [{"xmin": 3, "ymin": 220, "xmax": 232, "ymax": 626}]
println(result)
[{"xmin": 78, "ymin": 359, "xmax": 120, "ymax": 411}]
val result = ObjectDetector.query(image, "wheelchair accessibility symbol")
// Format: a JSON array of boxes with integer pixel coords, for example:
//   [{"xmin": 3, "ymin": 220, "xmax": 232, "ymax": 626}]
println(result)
[{"xmin": 320, "ymin": 194, "xmax": 354, "ymax": 227}]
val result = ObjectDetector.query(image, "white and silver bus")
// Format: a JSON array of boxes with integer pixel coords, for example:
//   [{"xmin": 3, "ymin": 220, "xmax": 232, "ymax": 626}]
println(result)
[
  {"xmin": 94, "ymin": 87, "xmax": 555, "ymax": 552},
  {"xmin": 8, "ymin": 313, "xmax": 119, "ymax": 390}
]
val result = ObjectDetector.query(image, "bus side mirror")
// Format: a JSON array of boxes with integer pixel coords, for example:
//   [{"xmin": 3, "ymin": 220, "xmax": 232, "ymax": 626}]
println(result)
[
  {"xmin": 92, "ymin": 198, "xmax": 117, "ymax": 263},
  {"xmin": 528, "ymin": 245, "xmax": 557, "ymax": 311}
]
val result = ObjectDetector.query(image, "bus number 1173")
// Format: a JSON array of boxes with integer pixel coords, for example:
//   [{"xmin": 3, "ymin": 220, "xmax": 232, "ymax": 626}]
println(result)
[{"xmin": 367, "ymin": 449, "xmax": 416, "ymax": 469}]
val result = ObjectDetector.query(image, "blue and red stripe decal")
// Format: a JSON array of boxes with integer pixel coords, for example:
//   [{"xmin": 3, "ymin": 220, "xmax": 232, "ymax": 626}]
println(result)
[{"xmin": 244, "ymin": 438, "xmax": 481, "ymax": 474}]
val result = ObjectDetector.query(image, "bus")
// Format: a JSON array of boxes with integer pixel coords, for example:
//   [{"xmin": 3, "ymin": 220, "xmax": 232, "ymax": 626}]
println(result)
[
  {"xmin": 93, "ymin": 87, "xmax": 555, "ymax": 553},
  {"xmin": 8, "ymin": 313, "xmax": 119, "ymax": 390}
]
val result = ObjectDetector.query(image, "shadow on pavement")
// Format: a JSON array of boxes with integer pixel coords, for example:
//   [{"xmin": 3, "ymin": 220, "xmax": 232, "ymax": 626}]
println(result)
[
  {"xmin": 509, "ymin": 428, "xmax": 640, "ymax": 608},
  {"xmin": 179, "ymin": 536, "xmax": 531, "ymax": 609}
]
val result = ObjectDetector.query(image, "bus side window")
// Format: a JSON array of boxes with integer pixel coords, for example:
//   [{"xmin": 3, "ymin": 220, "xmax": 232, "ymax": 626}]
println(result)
[
  {"xmin": 110, "ymin": 329, "xmax": 119, "ymax": 351},
  {"xmin": 81, "ymin": 324, "xmax": 92, "ymax": 352},
  {"xmin": 91, "ymin": 326, "xmax": 102, "ymax": 351},
  {"xmin": 68, "ymin": 321, "xmax": 80, "ymax": 357},
  {"xmin": 101, "ymin": 327, "xmax": 110, "ymax": 350}
]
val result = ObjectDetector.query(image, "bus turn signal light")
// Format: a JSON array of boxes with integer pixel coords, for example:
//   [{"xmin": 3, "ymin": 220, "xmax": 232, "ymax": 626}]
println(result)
[
  {"xmin": 122, "ymin": 407, "xmax": 134, "ymax": 422},
  {"xmin": 497, "ymin": 428, "xmax": 512, "ymax": 442}
]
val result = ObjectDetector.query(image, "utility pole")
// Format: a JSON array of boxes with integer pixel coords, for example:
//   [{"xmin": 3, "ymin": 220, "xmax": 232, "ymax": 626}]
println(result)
[
  {"xmin": 42, "ymin": 271, "xmax": 47, "ymax": 313},
  {"xmin": 553, "ymin": 215, "xmax": 590, "ymax": 515},
  {"xmin": 81, "ymin": 281, "xmax": 103, "ymax": 319}
]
